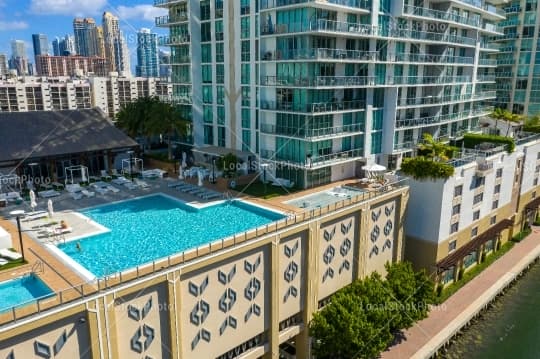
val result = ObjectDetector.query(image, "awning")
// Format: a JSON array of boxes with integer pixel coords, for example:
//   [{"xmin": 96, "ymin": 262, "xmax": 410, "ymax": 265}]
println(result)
[{"xmin": 436, "ymin": 218, "xmax": 514, "ymax": 272}]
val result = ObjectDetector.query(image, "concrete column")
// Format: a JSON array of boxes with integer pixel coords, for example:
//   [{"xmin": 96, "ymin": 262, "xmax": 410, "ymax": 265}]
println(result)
[
  {"xmin": 264, "ymin": 236, "xmax": 280, "ymax": 359},
  {"xmin": 86, "ymin": 299, "xmax": 104, "ymax": 359},
  {"xmin": 167, "ymin": 271, "xmax": 181, "ymax": 359},
  {"xmin": 356, "ymin": 205, "xmax": 369, "ymax": 279}
]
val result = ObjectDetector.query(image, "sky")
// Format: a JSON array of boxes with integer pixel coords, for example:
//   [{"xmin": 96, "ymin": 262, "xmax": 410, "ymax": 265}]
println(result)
[{"xmin": 0, "ymin": 0, "xmax": 169, "ymax": 72}]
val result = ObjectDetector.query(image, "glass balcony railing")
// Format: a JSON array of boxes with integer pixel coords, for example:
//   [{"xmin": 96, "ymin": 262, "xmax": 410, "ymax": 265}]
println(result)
[
  {"xmin": 403, "ymin": 5, "xmax": 480, "ymax": 27},
  {"xmin": 260, "ymin": 148, "xmax": 364, "ymax": 167},
  {"xmin": 155, "ymin": 14, "xmax": 188, "ymax": 27},
  {"xmin": 158, "ymin": 34, "xmax": 191, "ymax": 46},
  {"xmin": 476, "ymin": 74, "xmax": 496, "ymax": 82},
  {"xmin": 261, "ymin": 75, "xmax": 472, "ymax": 87},
  {"xmin": 478, "ymin": 58, "xmax": 497, "ymax": 66},
  {"xmin": 260, "ymin": 0, "xmax": 371, "ymax": 11},
  {"xmin": 397, "ymin": 91, "xmax": 495, "ymax": 108},
  {"xmin": 154, "ymin": 0, "xmax": 187, "ymax": 7},
  {"xmin": 170, "ymin": 55, "xmax": 191, "ymax": 64},
  {"xmin": 395, "ymin": 110, "xmax": 480, "ymax": 128},
  {"xmin": 458, "ymin": 0, "xmax": 506, "ymax": 17},
  {"xmin": 260, "ymin": 99, "xmax": 366, "ymax": 113},
  {"xmin": 260, "ymin": 47, "xmax": 474, "ymax": 65},
  {"xmin": 260, "ymin": 123, "xmax": 365, "ymax": 138},
  {"xmin": 261, "ymin": 19, "xmax": 476, "ymax": 46},
  {"xmin": 158, "ymin": 94, "xmax": 192, "ymax": 104}
]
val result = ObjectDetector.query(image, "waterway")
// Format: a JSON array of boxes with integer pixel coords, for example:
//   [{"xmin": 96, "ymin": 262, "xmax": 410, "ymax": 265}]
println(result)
[{"xmin": 441, "ymin": 261, "xmax": 540, "ymax": 358}]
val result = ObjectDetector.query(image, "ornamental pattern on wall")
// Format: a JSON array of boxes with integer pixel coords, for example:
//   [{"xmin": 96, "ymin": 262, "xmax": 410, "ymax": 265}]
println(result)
[
  {"xmin": 189, "ymin": 276, "xmax": 211, "ymax": 350},
  {"xmin": 369, "ymin": 202, "xmax": 395, "ymax": 258},
  {"xmin": 283, "ymin": 240, "xmax": 299, "ymax": 303}
]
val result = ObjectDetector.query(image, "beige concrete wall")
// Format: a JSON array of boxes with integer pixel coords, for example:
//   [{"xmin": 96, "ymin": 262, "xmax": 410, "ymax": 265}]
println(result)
[
  {"xmin": 0, "ymin": 188, "xmax": 408, "ymax": 359},
  {"xmin": 365, "ymin": 199, "xmax": 399, "ymax": 275}
]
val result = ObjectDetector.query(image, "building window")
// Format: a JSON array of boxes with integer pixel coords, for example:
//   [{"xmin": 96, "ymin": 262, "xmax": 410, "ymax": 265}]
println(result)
[
  {"xmin": 473, "ymin": 193, "xmax": 483, "ymax": 205},
  {"xmin": 449, "ymin": 240, "xmax": 457, "ymax": 252},
  {"xmin": 450, "ymin": 222, "xmax": 459, "ymax": 234},
  {"xmin": 454, "ymin": 185, "xmax": 463, "ymax": 197},
  {"xmin": 490, "ymin": 216, "xmax": 497, "ymax": 225},
  {"xmin": 463, "ymin": 251, "xmax": 477, "ymax": 268},
  {"xmin": 442, "ymin": 266, "xmax": 455, "ymax": 284},
  {"xmin": 472, "ymin": 176, "xmax": 485, "ymax": 188},
  {"xmin": 496, "ymin": 168, "xmax": 503, "ymax": 178},
  {"xmin": 535, "ymin": 177, "xmax": 539, "ymax": 186},
  {"xmin": 452, "ymin": 204, "xmax": 461, "ymax": 215},
  {"xmin": 537, "ymin": 152, "xmax": 540, "ymax": 159},
  {"xmin": 494, "ymin": 184, "xmax": 501, "ymax": 194},
  {"xmin": 473, "ymin": 210, "xmax": 480, "ymax": 221},
  {"xmin": 492, "ymin": 200, "xmax": 499, "ymax": 209},
  {"xmin": 471, "ymin": 227, "xmax": 478, "ymax": 237}
]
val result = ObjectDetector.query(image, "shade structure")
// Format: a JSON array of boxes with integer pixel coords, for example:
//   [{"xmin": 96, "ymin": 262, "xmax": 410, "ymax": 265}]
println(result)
[
  {"xmin": 182, "ymin": 151, "xmax": 187, "ymax": 168},
  {"xmin": 362, "ymin": 163, "xmax": 387, "ymax": 172},
  {"xmin": 197, "ymin": 170, "xmax": 203, "ymax": 187},
  {"xmin": 47, "ymin": 199, "xmax": 54, "ymax": 218},
  {"xmin": 29, "ymin": 190, "xmax": 37, "ymax": 210}
]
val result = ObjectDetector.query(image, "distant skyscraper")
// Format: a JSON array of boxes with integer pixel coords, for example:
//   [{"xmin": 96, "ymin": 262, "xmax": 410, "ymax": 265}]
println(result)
[
  {"xmin": 102, "ymin": 12, "xmax": 130, "ymax": 75},
  {"xmin": 62, "ymin": 35, "xmax": 76, "ymax": 56},
  {"xmin": 136, "ymin": 28, "xmax": 159, "ymax": 77},
  {"xmin": 158, "ymin": 50, "xmax": 171, "ymax": 79},
  {"xmin": 0, "ymin": 54, "xmax": 7, "ymax": 76},
  {"xmin": 9, "ymin": 40, "xmax": 28, "ymax": 76},
  {"xmin": 32, "ymin": 34, "xmax": 49, "ymax": 56},
  {"xmin": 52, "ymin": 37, "xmax": 61, "ymax": 56},
  {"xmin": 73, "ymin": 18, "xmax": 100, "ymax": 57}
]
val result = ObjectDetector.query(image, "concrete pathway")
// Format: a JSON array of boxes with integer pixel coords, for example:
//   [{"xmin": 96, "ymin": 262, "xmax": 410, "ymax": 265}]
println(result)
[{"xmin": 382, "ymin": 226, "xmax": 540, "ymax": 359}]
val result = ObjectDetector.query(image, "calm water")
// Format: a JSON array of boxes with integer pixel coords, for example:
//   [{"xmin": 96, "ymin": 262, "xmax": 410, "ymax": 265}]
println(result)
[
  {"xmin": 442, "ymin": 262, "xmax": 540, "ymax": 358},
  {"xmin": 59, "ymin": 194, "xmax": 284, "ymax": 277},
  {"xmin": 0, "ymin": 275, "xmax": 53, "ymax": 312}
]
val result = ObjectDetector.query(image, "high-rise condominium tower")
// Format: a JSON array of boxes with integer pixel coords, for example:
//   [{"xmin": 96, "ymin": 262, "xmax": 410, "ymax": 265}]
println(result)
[
  {"xmin": 73, "ymin": 18, "xmax": 101, "ymax": 57},
  {"xmin": 9, "ymin": 40, "xmax": 29, "ymax": 76},
  {"xmin": 136, "ymin": 28, "xmax": 159, "ymax": 77},
  {"xmin": 157, "ymin": 0, "xmax": 502, "ymax": 189},
  {"xmin": 32, "ymin": 34, "xmax": 49, "ymax": 56},
  {"xmin": 102, "ymin": 12, "xmax": 130, "ymax": 75}
]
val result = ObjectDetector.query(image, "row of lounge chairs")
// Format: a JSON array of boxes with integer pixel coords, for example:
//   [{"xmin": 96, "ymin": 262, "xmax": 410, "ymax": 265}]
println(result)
[{"xmin": 168, "ymin": 181, "xmax": 224, "ymax": 200}]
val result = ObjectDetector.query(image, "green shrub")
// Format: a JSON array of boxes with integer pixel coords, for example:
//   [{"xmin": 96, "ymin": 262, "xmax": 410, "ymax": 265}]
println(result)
[
  {"xmin": 400, "ymin": 157, "xmax": 455, "ymax": 180},
  {"xmin": 436, "ymin": 284, "xmax": 444, "ymax": 297},
  {"xmin": 463, "ymin": 133, "xmax": 515, "ymax": 153}
]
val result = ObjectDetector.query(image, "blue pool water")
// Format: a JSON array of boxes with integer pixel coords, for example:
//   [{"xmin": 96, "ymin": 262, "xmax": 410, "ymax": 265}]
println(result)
[
  {"xmin": 0, "ymin": 275, "xmax": 54, "ymax": 312},
  {"xmin": 58, "ymin": 194, "xmax": 284, "ymax": 277}
]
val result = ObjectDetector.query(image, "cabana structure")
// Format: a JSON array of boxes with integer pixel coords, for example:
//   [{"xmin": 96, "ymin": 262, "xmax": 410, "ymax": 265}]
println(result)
[{"xmin": 64, "ymin": 165, "xmax": 90, "ymax": 185}]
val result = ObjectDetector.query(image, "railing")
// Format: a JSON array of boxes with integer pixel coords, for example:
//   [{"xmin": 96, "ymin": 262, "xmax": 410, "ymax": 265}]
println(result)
[
  {"xmin": 515, "ymin": 132, "xmax": 540, "ymax": 146},
  {"xmin": 155, "ymin": 14, "xmax": 188, "ymax": 26},
  {"xmin": 397, "ymin": 92, "xmax": 495, "ymax": 108},
  {"xmin": 476, "ymin": 74, "xmax": 496, "ymax": 82},
  {"xmin": 0, "ymin": 179, "xmax": 409, "ymax": 327},
  {"xmin": 260, "ymin": 148, "xmax": 364, "ymax": 167},
  {"xmin": 158, "ymin": 34, "xmax": 191, "ymax": 46},
  {"xmin": 261, "ymin": 19, "xmax": 477, "ymax": 46},
  {"xmin": 170, "ymin": 55, "xmax": 191, "ymax": 64},
  {"xmin": 260, "ymin": 0, "xmax": 371, "ymax": 10},
  {"xmin": 260, "ymin": 99, "xmax": 366, "ymax": 113},
  {"xmin": 478, "ymin": 58, "xmax": 497, "ymax": 66},
  {"xmin": 260, "ymin": 123, "xmax": 364, "ymax": 138},
  {"xmin": 154, "ymin": 0, "xmax": 187, "ymax": 6},
  {"xmin": 395, "ymin": 111, "xmax": 476, "ymax": 128},
  {"xmin": 261, "ymin": 75, "xmax": 471, "ymax": 87},
  {"xmin": 158, "ymin": 94, "xmax": 192, "ymax": 104},
  {"xmin": 403, "ymin": 5, "xmax": 480, "ymax": 27},
  {"xmin": 459, "ymin": 0, "xmax": 505, "ymax": 17}
]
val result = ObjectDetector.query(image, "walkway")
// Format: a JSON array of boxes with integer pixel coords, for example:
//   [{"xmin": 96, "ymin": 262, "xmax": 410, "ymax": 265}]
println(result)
[{"xmin": 382, "ymin": 227, "xmax": 540, "ymax": 359}]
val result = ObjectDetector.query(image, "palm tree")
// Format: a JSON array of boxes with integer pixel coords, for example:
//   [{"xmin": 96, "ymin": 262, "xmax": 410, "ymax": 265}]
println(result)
[
  {"xmin": 418, "ymin": 133, "xmax": 452, "ymax": 162},
  {"xmin": 149, "ymin": 99, "xmax": 190, "ymax": 160}
]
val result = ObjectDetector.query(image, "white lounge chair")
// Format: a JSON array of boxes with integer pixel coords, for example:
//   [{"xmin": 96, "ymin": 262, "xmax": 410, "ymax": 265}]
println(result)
[
  {"xmin": 100, "ymin": 170, "xmax": 112, "ymax": 181},
  {"xmin": 66, "ymin": 184, "xmax": 83, "ymax": 193},
  {"xmin": 124, "ymin": 182, "xmax": 138, "ymax": 190},
  {"xmin": 94, "ymin": 187, "xmax": 109, "ymax": 195},
  {"xmin": 22, "ymin": 211, "xmax": 48, "ymax": 222},
  {"xmin": 167, "ymin": 181, "xmax": 186, "ymax": 188},
  {"xmin": 134, "ymin": 178, "xmax": 150, "ymax": 189},
  {"xmin": 81, "ymin": 189, "xmax": 95, "ymax": 198},
  {"xmin": 0, "ymin": 248, "xmax": 22, "ymax": 260},
  {"xmin": 38, "ymin": 189, "xmax": 61, "ymax": 198},
  {"xmin": 0, "ymin": 258, "xmax": 7, "ymax": 266},
  {"xmin": 70, "ymin": 192, "xmax": 83, "ymax": 200},
  {"xmin": 106, "ymin": 185, "xmax": 120, "ymax": 193},
  {"xmin": 111, "ymin": 176, "xmax": 130, "ymax": 185}
]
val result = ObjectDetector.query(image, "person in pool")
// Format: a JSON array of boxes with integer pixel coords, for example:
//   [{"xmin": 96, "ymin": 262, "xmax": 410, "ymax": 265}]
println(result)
[{"xmin": 76, "ymin": 242, "xmax": 82, "ymax": 251}]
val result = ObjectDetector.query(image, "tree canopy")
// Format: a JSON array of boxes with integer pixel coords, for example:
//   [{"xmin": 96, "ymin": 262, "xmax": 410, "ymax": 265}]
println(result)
[
  {"xmin": 116, "ymin": 96, "xmax": 190, "ymax": 159},
  {"xmin": 310, "ymin": 262, "xmax": 434, "ymax": 359}
]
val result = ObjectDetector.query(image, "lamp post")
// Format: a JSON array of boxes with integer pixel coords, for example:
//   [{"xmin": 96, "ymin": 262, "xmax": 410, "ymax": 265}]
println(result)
[
  {"xmin": 127, "ymin": 150, "xmax": 134, "ymax": 182},
  {"xmin": 212, "ymin": 157, "xmax": 217, "ymax": 184},
  {"xmin": 260, "ymin": 163, "xmax": 269, "ymax": 195},
  {"xmin": 9, "ymin": 210, "xmax": 25, "ymax": 262}
]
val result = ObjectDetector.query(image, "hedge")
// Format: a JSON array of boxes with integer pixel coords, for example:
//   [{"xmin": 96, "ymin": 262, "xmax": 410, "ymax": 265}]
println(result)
[
  {"xmin": 463, "ymin": 133, "xmax": 515, "ymax": 153},
  {"xmin": 400, "ymin": 157, "xmax": 455, "ymax": 180}
]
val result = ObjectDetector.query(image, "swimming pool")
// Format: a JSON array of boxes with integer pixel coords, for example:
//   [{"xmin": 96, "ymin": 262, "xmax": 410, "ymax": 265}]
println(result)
[
  {"xmin": 58, "ymin": 194, "xmax": 284, "ymax": 278},
  {"xmin": 285, "ymin": 186, "xmax": 366, "ymax": 211},
  {"xmin": 0, "ymin": 274, "xmax": 54, "ymax": 312}
]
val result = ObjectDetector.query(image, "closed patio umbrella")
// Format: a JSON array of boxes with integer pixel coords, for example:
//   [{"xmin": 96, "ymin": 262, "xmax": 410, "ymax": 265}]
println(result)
[
  {"xmin": 29, "ymin": 190, "xmax": 37, "ymax": 211},
  {"xmin": 47, "ymin": 199, "xmax": 54, "ymax": 218}
]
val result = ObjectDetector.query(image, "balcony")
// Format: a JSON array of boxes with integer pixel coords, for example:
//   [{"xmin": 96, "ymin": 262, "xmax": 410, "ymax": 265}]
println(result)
[
  {"xmin": 155, "ymin": 14, "xmax": 188, "ymax": 27},
  {"xmin": 260, "ymin": 123, "xmax": 364, "ymax": 139},
  {"xmin": 259, "ymin": 99, "xmax": 366, "ymax": 113},
  {"xmin": 478, "ymin": 58, "xmax": 497, "ymax": 66},
  {"xmin": 457, "ymin": 0, "xmax": 506, "ymax": 18},
  {"xmin": 260, "ymin": 148, "xmax": 364, "ymax": 168},
  {"xmin": 395, "ymin": 111, "xmax": 474, "ymax": 129},
  {"xmin": 260, "ymin": 19, "xmax": 476, "ymax": 46},
  {"xmin": 476, "ymin": 160, "xmax": 494, "ymax": 176},
  {"xmin": 261, "ymin": 75, "xmax": 379, "ymax": 87},
  {"xmin": 476, "ymin": 74, "xmax": 496, "ymax": 82},
  {"xmin": 260, "ymin": 0, "xmax": 371, "ymax": 11},
  {"xmin": 158, "ymin": 94, "xmax": 192, "ymax": 105},
  {"xmin": 403, "ymin": 5, "xmax": 480, "ymax": 27},
  {"xmin": 154, "ymin": 0, "xmax": 187, "ymax": 7}
]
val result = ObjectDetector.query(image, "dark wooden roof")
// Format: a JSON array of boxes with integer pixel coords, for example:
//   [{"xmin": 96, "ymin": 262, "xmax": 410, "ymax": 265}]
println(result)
[
  {"xmin": 436, "ymin": 218, "xmax": 514, "ymax": 272},
  {"xmin": 0, "ymin": 108, "xmax": 138, "ymax": 163}
]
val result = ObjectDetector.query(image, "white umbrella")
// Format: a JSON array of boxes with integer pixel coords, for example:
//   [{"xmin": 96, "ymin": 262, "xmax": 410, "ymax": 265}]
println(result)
[
  {"xmin": 362, "ymin": 163, "xmax": 386, "ymax": 172},
  {"xmin": 81, "ymin": 169, "xmax": 87, "ymax": 183},
  {"xmin": 181, "ymin": 151, "xmax": 187, "ymax": 168},
  {"xmin": 178, "ymin": 164, "xmax": 184, "ymax": 180},
  {"xmin": 197, "ymin": 170, "xmax": 203, "ymax": 187},
  {"xmin": 29, "ymin": 190, "xmax": 37, "ymax": 211},
  {"xmin": 47, "ymin": 199, "xmax": 54, "ymax": 218}
]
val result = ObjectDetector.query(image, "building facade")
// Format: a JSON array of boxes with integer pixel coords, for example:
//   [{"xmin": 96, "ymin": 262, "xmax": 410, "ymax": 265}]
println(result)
[
  {"xmin": 137, "ymin": 28, "xmax": 160, "ymax": 77},
  {"xmin": 32, "ymin": 34, "xmax": 49, "ymax": 57},
  {"xmin": 156, "ymin": 0, "xmax": 503, "ymax": 188},
  {"xmin": 0, "ymin": 75, "xmax": 171, "ymax": 116},
  {"xmin": 102, "ymin": 12, "xmax": 131, "ymax": 75},
  {"xmin": 53, "ymin": 35, "xmax": 77, "ymax": 56},
  {"xmin": 73, "ymin": 18, "xmax": 102, "ymax": 57},
  {"xmin": 0, "ymin": 185, "xmax": 408, "ymax": 359},
  {"xmin": 35, "ymin": 55, "xmax": 108, "ymax": 77},
  {"xmin": 9, "ymin": 40, "xmax": 29, "ymax": 76},
  {"xmin": 493, "ymin": 1, "xmax": 540, "ymax": 115},
  {"xmin": 405, "ymin": 132, "xmax": 540, "ymax": 283},
  {"xmin": 0, "ymin": 54, "xmax": 7, "ymax": 76}
]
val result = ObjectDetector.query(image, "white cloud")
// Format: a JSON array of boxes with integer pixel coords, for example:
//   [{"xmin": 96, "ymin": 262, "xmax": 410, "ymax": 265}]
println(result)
[
  {"xmin": 30, "ymin": 0, "xmax": 107, "ymax": 17},
  {"xmin": 0, "ymin": 21, "xmax": 28, "ymax": 31},
  {"xmin": 115, "ymin": 5, "xmax": 167, "ymax": 23}
]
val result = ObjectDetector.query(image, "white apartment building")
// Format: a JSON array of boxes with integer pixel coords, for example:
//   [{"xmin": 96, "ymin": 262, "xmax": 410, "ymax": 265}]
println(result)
[
  {"xmin": 405, "ymin": 132, "xmax": 540, "ymax": 282},
  {"xmin": 0, "ymin": 75, "xmax": 172, "ymax": 117},
  {"xmin": 156, "ymin": 0, "xmax": 504, "ymax": 188}
]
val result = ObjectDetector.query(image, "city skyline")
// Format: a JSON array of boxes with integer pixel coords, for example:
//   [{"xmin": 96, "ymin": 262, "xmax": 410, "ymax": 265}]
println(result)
[{"xmin": 0, "ymin": 0, "xmax": 167, "ymax": 72}]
